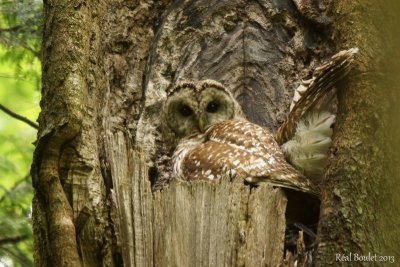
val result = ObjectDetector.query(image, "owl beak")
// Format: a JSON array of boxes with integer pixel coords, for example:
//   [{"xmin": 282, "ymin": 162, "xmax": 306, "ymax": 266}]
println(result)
[{"xmin": 198, "ymin": 117, "xmax": 206, "ymax": 132}]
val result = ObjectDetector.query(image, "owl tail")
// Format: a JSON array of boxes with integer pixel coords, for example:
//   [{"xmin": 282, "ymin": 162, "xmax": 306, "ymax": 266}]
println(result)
[
  {"xmin": 268, "ymin": 175, "xmax": 319, "ymax": 196},
  {"xmin": 246, "ymin": 165, "xmax": 320, "ymax": 196},
  {"xmin": 281, "ymin": 111, "xmax": 335, "ymax": 179}
]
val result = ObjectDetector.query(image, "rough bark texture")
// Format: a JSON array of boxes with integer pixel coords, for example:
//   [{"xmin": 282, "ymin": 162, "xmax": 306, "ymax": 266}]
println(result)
[
  {"xmin": 31, "ymin": 0, "xmax": 399, "ymax": 266},
  {"xmin": 316, "ymin": 0, "xmax": 400, "ymax": 264}
]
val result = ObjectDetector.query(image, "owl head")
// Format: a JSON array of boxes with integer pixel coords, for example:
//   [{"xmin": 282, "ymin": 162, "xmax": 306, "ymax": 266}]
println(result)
[{"xmin": 162, "ymin": 80, "xmax": 244, "ymax": 139}]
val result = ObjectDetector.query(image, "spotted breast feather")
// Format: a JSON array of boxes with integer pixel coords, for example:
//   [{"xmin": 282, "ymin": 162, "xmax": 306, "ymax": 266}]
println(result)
[{"xmin": 172, "ymin": 119, "xmax": 317, "ymax": 194}]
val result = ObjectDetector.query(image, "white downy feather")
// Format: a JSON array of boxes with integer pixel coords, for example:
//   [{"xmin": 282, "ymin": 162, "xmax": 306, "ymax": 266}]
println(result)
[{"xmin": 282, "ymin": 111, "xmax": 335, "ymax": 178}]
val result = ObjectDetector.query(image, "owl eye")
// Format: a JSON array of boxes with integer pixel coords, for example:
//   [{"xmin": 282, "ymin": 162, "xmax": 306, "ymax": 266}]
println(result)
[
  {"xmin": 206, "ymin": 101, "xmax": 219, "ymax": 113},
  {"xmin": 179, "ymin": 105, "xmax": 193, "ymax": 117}
]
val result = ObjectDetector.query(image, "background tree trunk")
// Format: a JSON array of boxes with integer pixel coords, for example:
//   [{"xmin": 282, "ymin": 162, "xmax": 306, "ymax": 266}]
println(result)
[
  {"xmin": 31, "ymin": 0, "xmax": 400, "ymax": 266},
  {"xmin": 316, "ymin": 1, "xmax": 400, "ymax": 264}
]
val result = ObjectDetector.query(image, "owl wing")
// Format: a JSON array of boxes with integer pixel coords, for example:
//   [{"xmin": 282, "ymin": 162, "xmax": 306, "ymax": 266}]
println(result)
[
  {"xmin": 275, "ymin": 48, "xmax": 358, "ymax": 145},
  {"xmin": 181, "ymin": 120, "xmax": 318, "ymax": 194}
]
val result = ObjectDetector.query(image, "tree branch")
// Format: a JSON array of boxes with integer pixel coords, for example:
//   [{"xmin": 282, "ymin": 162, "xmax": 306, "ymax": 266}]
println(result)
[
  {"xmin": 19, "ymin": 42, "xmax": 41, "ymax": 59},
  {"xmin": 0, "ymin": 26, "xmax": 41, "ymax": 58},
  {"xmin": 0, "ymin": 174, "xmax": 30, "ymax": 204},
  {"xmin": 0, "ymin": 246, "xmax": 33, "ymax": 267},
  {"xmin": 0, "ymin": 26, "xmax": 22, "ymax": 32},
  {"xmin": 0, "ymin": 235, "xmax": 28, "ymax": 246},
  {"xmin": 0, "ymin": 103, "xmax": 38, "ymax": 129}
]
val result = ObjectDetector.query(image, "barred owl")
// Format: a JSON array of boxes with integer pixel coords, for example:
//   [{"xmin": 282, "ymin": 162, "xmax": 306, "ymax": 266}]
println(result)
[
  {"xmin": 162, "ymin": 80, "xmax": 316, "ymax": 194},
  {"xmin": 162, "ymin": 48, "xmax": 357, "ymax": 194}
]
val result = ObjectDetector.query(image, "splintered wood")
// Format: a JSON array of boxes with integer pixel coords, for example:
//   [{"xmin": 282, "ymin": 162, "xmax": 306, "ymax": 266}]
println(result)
[
  {"xmin": 153, "ymin": 178, "xmax": 287, "ymax": 266},
  {"xmin": 108, "ymin": 133, "xmax": 289, "ymax": 266}
]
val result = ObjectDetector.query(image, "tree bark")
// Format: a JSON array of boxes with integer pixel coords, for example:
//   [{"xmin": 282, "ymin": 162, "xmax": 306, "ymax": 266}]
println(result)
[
  {"xmin": 316, "ymin": 1, "xmax": 400, "ymax": 264},
  {"xmin": 31, "ymin": 0, "xmax": 399, "ymax": 266}
]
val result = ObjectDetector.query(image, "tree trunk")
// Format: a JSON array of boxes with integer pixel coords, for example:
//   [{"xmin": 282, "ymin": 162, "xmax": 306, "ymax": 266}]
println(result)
[
  {"xmin": 31, "ymin": 0, "xmax": 399, "ymax": 266},
  {"xmin": 316, "ymin": 0, "xmax": 400, "ymax": 264}
]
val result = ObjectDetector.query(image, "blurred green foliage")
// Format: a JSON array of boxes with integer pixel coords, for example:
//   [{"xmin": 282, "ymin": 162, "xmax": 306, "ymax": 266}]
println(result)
[{"xmin": 0, "ymin": 0, "xmax": 42, "ymax": 266}]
